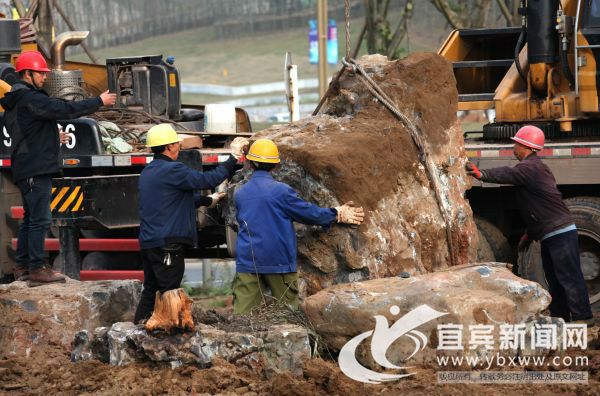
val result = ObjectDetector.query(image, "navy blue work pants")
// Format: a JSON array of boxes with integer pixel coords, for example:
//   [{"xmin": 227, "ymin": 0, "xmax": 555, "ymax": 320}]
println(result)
[
  {"xmin": 541, "ymin": 230, "xmax": 593, "ymax": 321},
  {"xmin": 15, "ymin": 175, "xmax": 52, "ymax": 271}
]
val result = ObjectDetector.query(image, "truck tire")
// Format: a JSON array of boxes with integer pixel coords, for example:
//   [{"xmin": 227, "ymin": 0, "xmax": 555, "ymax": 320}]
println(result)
[
  {"xmin": 564, "ymin": 197, "xmax": 600, "ymax": 307},
  {"xmin": 517, "ymin": 241, "xmax": 549, "ymax": 290},
  {"xmin": 476, "ymin": 228, "xmax": 495, "ymax": 262},
  {"xmin": 517, "ymin": 197, "xmax": 600, "ymax": 309},
  {"xmin": 82, "ymin": 252, "xmax": 142, "ymax": 271},
  {"xmin": 474, "ymin": 216, "xmax": 515, "ymax": 264}
]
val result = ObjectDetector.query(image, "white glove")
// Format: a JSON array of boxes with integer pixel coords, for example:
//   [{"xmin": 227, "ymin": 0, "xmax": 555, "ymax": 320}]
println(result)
[
  {"xmin": 334, "ymin": 201, "xmax": 365, "ymax": 225},
  {"xmin": 230, "ymin": 137, "xmax": 249, "ymax": 159},
  {"xmin": 208, "ymin": 191, "xmax": 227, "ymax": 208}
]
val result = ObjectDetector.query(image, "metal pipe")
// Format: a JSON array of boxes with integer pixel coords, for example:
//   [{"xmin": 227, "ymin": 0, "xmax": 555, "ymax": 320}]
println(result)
[
  {"xmin": 50, "ymin": 31, "xmax": 89, "ymax": 70},
  {"xmin": 317, "ymin": 0, "xmax": 328, "ymax": 99}
]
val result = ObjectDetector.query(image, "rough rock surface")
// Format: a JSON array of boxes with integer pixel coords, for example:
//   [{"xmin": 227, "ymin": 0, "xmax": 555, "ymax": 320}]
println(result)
[
  {"xmin": 0, "ymin": 279, "xmax": 140, "ymax": 357},
  {"xmin": 72, "ymin": 322, "xmax": 310, "ymax": 376},
  {"xmin": 228, "ymin": 53, "xmax": 477, "ymax": 296},
  {"xmin": 303, "ymin": 264, "xmax": 554, "ymax": 367}
]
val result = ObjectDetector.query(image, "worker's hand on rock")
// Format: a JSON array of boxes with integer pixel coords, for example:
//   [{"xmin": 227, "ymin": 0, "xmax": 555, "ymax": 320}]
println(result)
[
  {"xmin": 517, "ymin": 233, "xmax": 531, "ymax": 251},
  {"xmin": 335, "ymin": 201, "xmax": 365, "ymax": 225},
  {"xmin": 208, "ymin": 191, "xmax": 227, "ymax": 208},
  {"xmin": 465, "ymin": 161, "xmax": 482, "ymax": 179},
  {"xmin": 230, "ymin": 137, "xmax": 250, "ymax": 159},
  {"xmin": 100, "ymin": 90, "xmax": 117, "ymax": 106}
]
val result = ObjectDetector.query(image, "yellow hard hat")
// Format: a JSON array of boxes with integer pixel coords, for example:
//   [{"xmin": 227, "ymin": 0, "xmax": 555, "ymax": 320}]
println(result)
[
  {"xmin": 146, "ymin": 124, "xmax": 183, "ymax": 147},
  {"xmin": 246, "ymin": 138, "xmax": 280, "ymax": 163}
]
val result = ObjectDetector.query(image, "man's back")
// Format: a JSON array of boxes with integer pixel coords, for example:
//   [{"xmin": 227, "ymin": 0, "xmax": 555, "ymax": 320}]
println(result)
[
  {"xmin": 235, "ymin": 170, "xmax": 337, "ymax": 273},
  {"xmin": 138, "ymin": 156, "xmax": 196, "ymax": 249},
  {"xmin": 482, "ymin": 154, "xmax": 573, "ymax": 239}
]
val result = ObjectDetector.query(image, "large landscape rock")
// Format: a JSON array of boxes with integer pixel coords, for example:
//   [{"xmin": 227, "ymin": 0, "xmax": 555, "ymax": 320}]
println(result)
[
  {"xmin": 303, "ymin": 263, "xmax": 556, "ymax": 368},
  {"xmin": 0, "ymin": 279, "xmax": 140, "ymax": 358},
  {"xmin": 72, "ymin": 322, "xmax": 311, "ymax": 376},
  {"xmin": 227, "ymin": 53, "xmax": 477, "ymax": 296}
]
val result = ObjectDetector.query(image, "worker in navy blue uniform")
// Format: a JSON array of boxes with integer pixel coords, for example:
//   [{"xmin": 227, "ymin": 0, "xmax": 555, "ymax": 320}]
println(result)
[
  {"xmin": 0, "ymin": 50, "xmax": 116, "ymax": 286},
  {"xmin": 233, "ymin": 138, "xmax": 365, "ymax": 314},
  {"xmin": 466, "ymin": 125, "xmax": 593, "ymax": 324},
  {"xmin": 134, "ymin": 123, "xmax": 248, "ymax": 323}
]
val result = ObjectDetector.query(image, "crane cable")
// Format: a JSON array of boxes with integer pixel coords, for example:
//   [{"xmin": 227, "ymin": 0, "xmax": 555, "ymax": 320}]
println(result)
[{"xmin": 312, "ymin": 0, "xmax": 457, "ymax": 267}]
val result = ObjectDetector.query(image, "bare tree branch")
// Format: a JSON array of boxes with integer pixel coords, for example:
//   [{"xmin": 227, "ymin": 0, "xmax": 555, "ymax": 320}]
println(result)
[
  {"xmin": 387, "ymin": 0, "xmax": 414, "ymax": 58},
  {"xmin": 496, "ymin": 0, "xmax": 513, "ymax": 25},
  {"xmin": 431, "ymin": 0, "xmax": 464, "ymax": 29}
]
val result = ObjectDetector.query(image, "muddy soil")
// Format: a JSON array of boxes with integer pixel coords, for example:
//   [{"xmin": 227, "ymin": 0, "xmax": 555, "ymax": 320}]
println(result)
[{"xmin": 2, "ymin": 304, "xmax": 599, "ymax": 395}]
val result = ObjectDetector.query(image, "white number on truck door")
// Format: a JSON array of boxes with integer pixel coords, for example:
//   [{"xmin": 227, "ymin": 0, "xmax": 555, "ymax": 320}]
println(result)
[
  {"xmin": 3, "ymin": 126, "xmax": 10, "ymax": 147},
  {"xmin": 64, "ymin": 124, "xmax": 76, "ymax": 149}
]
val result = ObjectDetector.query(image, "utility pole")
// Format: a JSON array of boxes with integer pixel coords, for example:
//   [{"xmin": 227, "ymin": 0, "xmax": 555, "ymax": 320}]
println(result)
[{"xmin": 317, "ymin": 0, "xmax": 328, "ymax": 99}]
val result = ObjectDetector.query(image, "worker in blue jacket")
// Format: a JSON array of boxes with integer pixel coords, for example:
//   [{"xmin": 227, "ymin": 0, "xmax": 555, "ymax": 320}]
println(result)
[
  {"xmin": 467, "ymin": 125, "xmax": 592, "ymax": 324},
  {"xmin": 233, "ymin": 138, "xmax": 365, "ymax": 314},
  {"xmin": 134, "ymin": 123, "xmax": 248, "ymax": 323}
]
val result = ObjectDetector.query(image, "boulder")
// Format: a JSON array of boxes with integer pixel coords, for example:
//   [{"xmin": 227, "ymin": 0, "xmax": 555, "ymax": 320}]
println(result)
[
  {"xmin": 226, "ymin": 53, "xmax": 477, "ymax": 296},
  {"xmin": 303, "ymin": 264, "xmax": 554, "ymax": 368},
  {"xmin": 72, "ymin": 322, "xmax": 310, "ymax": 376},
  {"xmin": 0, "ymin": 279, "xmax": 140, "ymax": 358}
]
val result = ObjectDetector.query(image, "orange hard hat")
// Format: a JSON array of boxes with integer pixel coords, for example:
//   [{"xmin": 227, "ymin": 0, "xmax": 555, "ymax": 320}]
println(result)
[
  {"xmin": 15, "ymin": 51, "xmax": 51, "ymax": 73},
  {"xmin": 511, "ymin": 125, "xmax": 545, "ymax": 151}
]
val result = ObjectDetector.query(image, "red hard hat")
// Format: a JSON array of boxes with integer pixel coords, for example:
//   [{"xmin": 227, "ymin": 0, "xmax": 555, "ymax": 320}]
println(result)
[
  {"xmin": 511, "ymin": 125, "xmax": 545, "ymax": 150},
  {"xmin": 15, "ymin": 51, "xmax": 51, "ymax": 73}
]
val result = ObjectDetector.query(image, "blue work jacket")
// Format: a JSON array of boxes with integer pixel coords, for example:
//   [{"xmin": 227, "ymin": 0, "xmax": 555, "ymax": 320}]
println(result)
[
  {"xmin": 138, "ymin": 153, "xmax": 236, "ymax": 249},
  {"xmin": 234, "ymin": 170, "xmax": 337, "ymax": 273}
]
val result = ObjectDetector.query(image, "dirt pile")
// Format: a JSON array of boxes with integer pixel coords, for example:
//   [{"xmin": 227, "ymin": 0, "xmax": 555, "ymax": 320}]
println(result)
[{"xmin": 230, "ymin": 52, "xmax": 477, "ymax": 295}]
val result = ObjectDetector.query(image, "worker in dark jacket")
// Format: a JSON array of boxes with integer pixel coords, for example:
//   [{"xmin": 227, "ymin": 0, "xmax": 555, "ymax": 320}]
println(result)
[
  {"xmin": 0, "ymin": 50, "xmax": 116, "ymax": 286},
  {"xmin": 466, "ymin": 125, "xmax": 592, "ymax": 323},
  {"xmin": 233, "ymin": 138, "xmax": 365, "ymax": 314},
  {"xmin": 134, "ymin": 123, "xmax": 248, "ymax": 323}
]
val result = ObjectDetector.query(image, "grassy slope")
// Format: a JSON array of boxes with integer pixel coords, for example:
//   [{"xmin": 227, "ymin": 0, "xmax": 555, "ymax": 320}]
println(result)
[{"xmin": 71, "ymin": 14, "xmax": 446, "ymax": 88}]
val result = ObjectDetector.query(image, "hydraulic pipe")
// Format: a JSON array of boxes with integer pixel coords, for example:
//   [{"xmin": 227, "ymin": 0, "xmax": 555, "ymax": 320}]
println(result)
[{"xmin": 527, "ymin": 0, "xmax": 559, "ymax": 92}]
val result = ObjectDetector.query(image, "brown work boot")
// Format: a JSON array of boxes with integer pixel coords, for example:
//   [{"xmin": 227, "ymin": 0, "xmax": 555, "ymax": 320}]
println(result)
[
  {"xmin": 13, "ymin": 266, "xmax": 30, "ymax": 282},
  {"xmin": 28, "ymin": 266, "xmax": 66, "ymax": 287}
]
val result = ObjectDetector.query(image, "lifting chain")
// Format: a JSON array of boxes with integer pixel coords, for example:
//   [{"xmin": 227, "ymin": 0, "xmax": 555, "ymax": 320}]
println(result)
[{"xmin": 312, "ymin": 0, "xmax": 458, "ymax": 267}]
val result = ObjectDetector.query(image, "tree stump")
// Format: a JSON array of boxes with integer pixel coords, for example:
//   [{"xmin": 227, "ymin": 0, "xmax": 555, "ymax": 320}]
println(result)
[{"xmin": 145, "ymin": 288, "xmax": 195, "ymax": 332}]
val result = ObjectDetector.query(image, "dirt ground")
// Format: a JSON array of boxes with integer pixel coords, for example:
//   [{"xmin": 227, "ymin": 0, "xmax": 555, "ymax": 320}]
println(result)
[{"xmin": 2, "ymin": 302, "xmax": 599, "ymax": 395}]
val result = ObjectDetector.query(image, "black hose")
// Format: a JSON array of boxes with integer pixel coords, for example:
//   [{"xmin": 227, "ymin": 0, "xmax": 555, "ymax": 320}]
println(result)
[
  {"xmin": 515, "ymin": 25, "xmax": 528, "ymax": 85},
  {"xmin": 560, "ymin": 42, "xmax": 575, "ymax": 88}
]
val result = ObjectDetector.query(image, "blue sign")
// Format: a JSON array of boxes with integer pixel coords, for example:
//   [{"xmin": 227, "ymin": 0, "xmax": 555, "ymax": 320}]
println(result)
[
  {"xmin": 327, "ymin": 19, "xmax": 338, "ymax": 64},
  {"xmin": 309, "ymin": 19, "xmax": 338, "ymax": 65}
]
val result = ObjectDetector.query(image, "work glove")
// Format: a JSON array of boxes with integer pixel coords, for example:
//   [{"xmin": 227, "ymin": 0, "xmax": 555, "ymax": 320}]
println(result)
[
  {"xmin": 465, "ymin": 161, "xmax": 482, "ymax": 179},
  {"xmin": 517, "ymin": 233, "xmax": 531, "ymax": 251},
  {"xmin": 230, "ymin": 137, "xmax": 249, "ymax": 159},
  {"xmin": 335, "ymin": 201, "xmax": 365, "ymax": 225},
  {"xmin": 207, "ymin": 191, "xmax": 227, "ymax": 209}
]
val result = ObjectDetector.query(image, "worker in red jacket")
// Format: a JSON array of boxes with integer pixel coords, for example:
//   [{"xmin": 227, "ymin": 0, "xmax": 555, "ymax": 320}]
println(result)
[{"xmin": 466, "ymin": 125, "xmax": 593, "ymax": 324}]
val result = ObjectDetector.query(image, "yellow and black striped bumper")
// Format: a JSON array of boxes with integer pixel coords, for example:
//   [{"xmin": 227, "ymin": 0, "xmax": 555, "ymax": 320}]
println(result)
[{"xmin": 51, "ymin": 186, "xmax": 84, "ymax": 214}]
